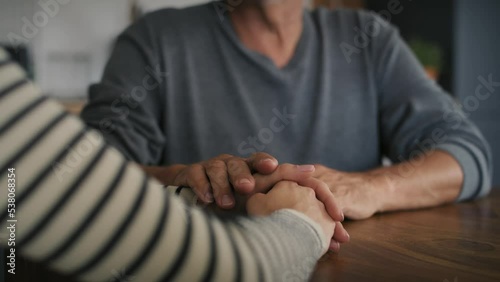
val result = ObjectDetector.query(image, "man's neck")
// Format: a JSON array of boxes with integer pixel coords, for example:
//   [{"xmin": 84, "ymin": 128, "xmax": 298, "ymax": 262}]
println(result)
[{"xmin": 230, "ymin": 1, "xmax": 304, "ymax": 69}]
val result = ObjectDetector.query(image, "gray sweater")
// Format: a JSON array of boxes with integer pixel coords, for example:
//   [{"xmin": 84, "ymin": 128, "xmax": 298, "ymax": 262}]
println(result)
[{"xmin": 82, "ymin": 4, "xmax": 492, "ymax": 201}]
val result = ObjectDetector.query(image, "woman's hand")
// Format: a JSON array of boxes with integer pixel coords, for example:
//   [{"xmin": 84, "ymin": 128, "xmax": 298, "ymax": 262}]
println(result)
[{"xmin": 247, "ymin": 181, "xmax": 349, "ymax": 252}]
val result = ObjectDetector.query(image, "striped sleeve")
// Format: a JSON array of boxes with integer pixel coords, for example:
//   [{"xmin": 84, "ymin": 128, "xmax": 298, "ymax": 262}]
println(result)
[{"xmin": 0, "ymin": 48, "xmax": 327, "ymax": 282}]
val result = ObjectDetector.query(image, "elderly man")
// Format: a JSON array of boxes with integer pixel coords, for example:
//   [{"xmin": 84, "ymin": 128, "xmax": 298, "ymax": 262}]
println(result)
[{"xmin": 82, "ymin": 0, "xmax": 491, "ymax": 219}]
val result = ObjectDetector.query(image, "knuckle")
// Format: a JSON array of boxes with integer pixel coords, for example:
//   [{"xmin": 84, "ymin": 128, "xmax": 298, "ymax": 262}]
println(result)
[
  {"xmin": 206, "ymin": 171, "xmax": 230, "ymax": 191},
  {"xmin": 278, "ymin": 180, "xmax": 298, "ymax": 188},
  {"xmin": 273, "ymin": 181, "xmax": 289, "ymax": 190},
  {"xmin": 273, "ymin": 181, "xmax": 285, "ymax": 189},
  {"xmin": 190, "ymin": 163, "xmax": 204, "ymax": 173},
  {"xmin": 314, "ymin": 164, "xmax": 326, "ymax": 171},
  {"xmin": 251, "ymin": 152, "xmax": 263, "ymax": 158},
  {"xmin": 252, "ymin": 152, "xmax": 273, "ymax": 160},
  {"xmin": 256, "ymin": 152, "xmax": 270, "ymax": 158},
  {"xmin": 172, "ymin": 170, "xmax": 186, "ymax": 185},
  {"xmin": 187, "ymin": 177, "xmax": 204, "ymax": 192},
  {"xmin": 306, "ymin": 187, "xmax": 316, "ymax": 198},
  {"xmin": 186, "ymin": 165, "xmax": 202, "ymax": 178},
  {"xmin": 207, "ymin": 159, "xmax": 226, "ymax": 171},
  {"xmin": 227, "ymin": 157, "xmax": 244, "ymax": 172},
  {"xmin": 209, "ymin": 169, "xmax": 227, "ymax": 184},
  {"xmin": 186, "ymin": 169, "xmax": 198, "ymax": 182},
  {"xmin": 278, "ymin": 163, "xmax": 293, "ymax": 171},
  {"xmin": 216, "ymin": 173, "xmax": 229, "ymax": 186},
  {"xmin": 217, "ymin": 154, "xmax": 233, "ymax": 160},
  {"xmin": 316, "ymin": 200, "xmax": 326, "ymax": 210}
]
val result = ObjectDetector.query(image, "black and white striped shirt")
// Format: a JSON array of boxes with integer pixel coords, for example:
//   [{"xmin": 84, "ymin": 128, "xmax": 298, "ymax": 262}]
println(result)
[{"xmin": 0, "ymin": 48, "xmax": 327, "ymax": 282}]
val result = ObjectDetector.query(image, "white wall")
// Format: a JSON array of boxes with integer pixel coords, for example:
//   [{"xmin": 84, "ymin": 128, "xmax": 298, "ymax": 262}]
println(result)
[
  {"xmin": 37, "ymin": 0, "xmax": 131, "ymax": 98},
  {"xmin": 0, "ymin": 0, "xmax": 211, "ymax": 98},
  {"xmin": 0, "ymin": 0, "xmax": 131, "ymax": 98}
]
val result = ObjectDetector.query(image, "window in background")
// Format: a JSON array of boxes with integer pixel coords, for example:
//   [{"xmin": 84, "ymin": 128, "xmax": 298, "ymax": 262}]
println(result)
[{"xmin": 314, "ymin": 0, "xmax": 453, "ymax": 92}]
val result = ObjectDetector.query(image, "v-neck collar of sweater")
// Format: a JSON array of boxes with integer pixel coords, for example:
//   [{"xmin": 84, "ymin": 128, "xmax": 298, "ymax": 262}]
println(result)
[{"xmin": 216, "ymin": 7, "xmax": 313, "ymax": 76}]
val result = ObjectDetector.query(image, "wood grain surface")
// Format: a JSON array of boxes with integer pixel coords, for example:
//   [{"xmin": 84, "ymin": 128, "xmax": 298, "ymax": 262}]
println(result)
[
  {"xmin": 311, "ymin": 189, "xmax": 500, "ymax": 282},
  {"xmin": 8, "ymin": 190, "xmax": 500, "ymax": 282}
]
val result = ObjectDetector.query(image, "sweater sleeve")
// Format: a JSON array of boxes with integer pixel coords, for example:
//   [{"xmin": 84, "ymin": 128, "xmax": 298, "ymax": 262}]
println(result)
[
  {"xmin": 0, "ymin": 49, "xmax": 326, "ymax": 282},
  {"xmin": 365, "ymin": 12, "xmax": 493, "ymax": 200},
  {"xmin": 80, "ymin": 16, "xmax": 166, "ymax": 165}
]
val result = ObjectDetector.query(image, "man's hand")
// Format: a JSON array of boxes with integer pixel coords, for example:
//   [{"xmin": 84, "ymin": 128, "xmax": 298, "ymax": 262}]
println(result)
[
  {"xmin": 312, "ymin": 150, "xmax": 465, "ymax": 219},
  {"xmin": 247, "ymin": 181, "xmax": 349, "ymax": 252},
  {"xmin": 313, "ymin": 165, "xmax": 387, "ymax": 220},
  {"xmin": 168, "ymin": 153, "xmax": 279, "ymax": 208},
  {"xmin": 142, "ymin": 153, "xmax": 320, "ymax": 209},
  {"xmin": 204, "ymin": 166, "xmax": 346, "ymax": 229},
  {"xmin": 315, "ymin": 151, "xmax": 465, "ymax": 219}
]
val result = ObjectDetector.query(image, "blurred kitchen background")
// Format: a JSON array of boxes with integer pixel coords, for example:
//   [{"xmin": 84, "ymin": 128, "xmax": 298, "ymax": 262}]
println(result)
[{"xmin": 0, "ymin": 0, "xmax": 499, "ymax": 185}]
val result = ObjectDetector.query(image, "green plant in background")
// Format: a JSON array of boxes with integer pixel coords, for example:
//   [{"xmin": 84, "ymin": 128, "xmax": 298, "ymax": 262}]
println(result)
[{"xmin": 408, "ymin": 38, "xmax": 444, "ymax": 72}]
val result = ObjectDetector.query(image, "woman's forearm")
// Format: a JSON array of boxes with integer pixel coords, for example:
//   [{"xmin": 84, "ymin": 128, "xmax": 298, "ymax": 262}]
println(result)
[{"xmin": 0, "ymin": 49, "xmax": 325, "ymax": 281}]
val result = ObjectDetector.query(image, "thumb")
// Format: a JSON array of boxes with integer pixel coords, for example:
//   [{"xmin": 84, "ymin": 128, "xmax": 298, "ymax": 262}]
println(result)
[{"xmin": 253, "ymin": 164, "xmax": 316, "ymax": 193}]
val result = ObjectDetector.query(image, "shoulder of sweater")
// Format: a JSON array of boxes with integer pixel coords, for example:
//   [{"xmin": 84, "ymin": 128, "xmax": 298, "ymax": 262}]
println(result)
[
  {"xmin": 310, "ymin": 7, "xmax": 399, "ymax": 35},
  {"xmin": 134, "ymin": 3, "xmax": 218, "ymax": 34}
]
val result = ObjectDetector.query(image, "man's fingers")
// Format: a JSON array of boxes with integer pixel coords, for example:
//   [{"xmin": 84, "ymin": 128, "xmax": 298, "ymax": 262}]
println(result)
[
  {"xmin": 185, "ymin": 164, "xmax": 213, "ymax": 203},
  {"xmin": 227, "ymin": 157, "xmax": 255, "ymax": 194},
  {"xmin": 205, "ymin": 159, "xmax": 234, "ymax": 209},
  {"xmin": 298, "ymin": 178, "xmax": 344, "ymax": 222},
  {"xmin": 253, "ymin": 164, "xmax": 316, "ymax": 193},
  {"xmin": 247, "ymin": 152, "xmax": 278, "ymax": 174}
]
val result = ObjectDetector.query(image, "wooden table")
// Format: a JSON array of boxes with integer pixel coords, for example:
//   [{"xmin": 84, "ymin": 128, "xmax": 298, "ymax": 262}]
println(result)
[
  {"xmin": 311, "ymin": 189, "xmax": 500, "ymax": 282},
  {"xmin": 10, "ymin": 190, "xmax": 500, "ymax": 282}
]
